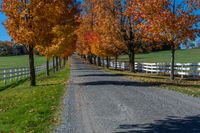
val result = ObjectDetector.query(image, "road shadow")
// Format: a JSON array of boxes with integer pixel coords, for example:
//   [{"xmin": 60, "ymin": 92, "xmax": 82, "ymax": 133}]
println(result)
[
  {"xmin": 72, "ymin": 67, "xmax": 101, "ymax": 71},
  {"xmin": 115, "ymin": 115, "xmax": 200, "ymax": 133},
  {"xmin": 110, "ymin": 72, "xmax": 200, "ymax": 88},
  {"xmin": 78, "ymin": 80, "xmax": 158, "ymax": 87},
  {"xmin": 78, "ymin": 73, "xmax": 124, "ymax": 77}
]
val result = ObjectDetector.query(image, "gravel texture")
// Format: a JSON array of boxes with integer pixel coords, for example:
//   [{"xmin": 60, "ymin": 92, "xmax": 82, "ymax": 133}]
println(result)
[{"xmin": 55, "ymin": 56, "xmax": 200, "ymax": 133}]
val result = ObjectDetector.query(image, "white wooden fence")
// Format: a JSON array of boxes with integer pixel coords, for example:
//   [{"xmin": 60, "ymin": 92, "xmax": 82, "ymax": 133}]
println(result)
[
  {"xmin": 0, "ymin": 63, "xmax": 53, "ymax": 85},
  {"xmin": 100, "ymin": 59, "xmax": 200, "ymax": 78}
]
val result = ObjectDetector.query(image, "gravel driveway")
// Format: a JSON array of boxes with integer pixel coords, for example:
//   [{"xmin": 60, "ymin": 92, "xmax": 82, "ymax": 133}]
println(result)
[{"xmin": 55, "ymin": 56, "xmax": 200, "ymax": 133}]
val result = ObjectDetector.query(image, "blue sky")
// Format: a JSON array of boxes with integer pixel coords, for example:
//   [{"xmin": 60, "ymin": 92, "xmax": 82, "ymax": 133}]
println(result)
[
  {"xmin": 0, "ymin": 12, "xmax": 11, "ymax": 41},
  {"xmin": 0, "ymin": 0, "xmax": 11, "ymax": 41}
]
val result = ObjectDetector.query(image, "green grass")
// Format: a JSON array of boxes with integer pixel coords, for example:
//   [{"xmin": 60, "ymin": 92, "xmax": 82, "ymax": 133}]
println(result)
[
  {"xmin": 0, "ymin": 63, "xmax": 70, "ymax": 133},
  {"xmin": 0, "ymin": 55, "xmax": 46, "ymax": 68},
  {"xmin": 106, "ymin": 69, "xmax": 200, "ymax": 98},
  {"xmin": 118, "ymin": 48, "xmax": 200, "ymax": 63}
]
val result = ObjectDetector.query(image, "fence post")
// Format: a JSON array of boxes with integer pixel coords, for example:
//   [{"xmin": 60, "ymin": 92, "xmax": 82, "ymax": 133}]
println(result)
[
  {"xmin": 16, "ymin": 68, "xmax": 19, "ymax": 80},
  {"xmin": 15, "ymin": 69, "xmax": 17, "ymax": 81},
  {"xmin": 146, "ymin": 64, "xmax": 148, "ymax": 73},
  {"xmin": 156, "ymin": 63, "xmax": 158, "ymax": 74},
  {"xmin": 163, "ymin": 63, "xmax": 166, "ymax": 75},
  {"xmin": 23, "ymin": 68, "xmax": 25, "ymax": 78},
  {"xmin": 192, "ymin": 63, "xmax": 197, "ymax": 79},
  {"xmin": 19, "ymin": 68, "xmax": 21, "ymax": 79},
  {"xmin": 10, "ymin": 69, "xmax": 12, "ymax": 82},
  {"xmin": 181, "ymin": 64, "xmax": 184, "ymax": 79},
  {"xmin": 26, "ymin": 68, "xmax": 29, "ymax": 77},
  {"xmin": 4, "ymin": 69, "xmax": 6, "ymax": 85}
]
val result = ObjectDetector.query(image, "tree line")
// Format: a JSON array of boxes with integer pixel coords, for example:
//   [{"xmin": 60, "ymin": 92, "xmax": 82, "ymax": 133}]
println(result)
[
  {"xmin": 1, "ymin": 0, "xmax": 79, "ymax": 86},
  {"xmin": 76, "ymin": 0, "xmax": 200, "ymax": 80}
]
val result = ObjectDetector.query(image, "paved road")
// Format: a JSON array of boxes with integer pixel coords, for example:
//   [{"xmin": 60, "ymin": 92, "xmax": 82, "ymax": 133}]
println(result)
[{"xmin": 55, "ymin": 56, "xmax": 200, "ymax": 133}]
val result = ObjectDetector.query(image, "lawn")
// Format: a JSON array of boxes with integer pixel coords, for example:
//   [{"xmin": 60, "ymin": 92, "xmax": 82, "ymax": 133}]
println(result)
[
  {"xmin": 0, "ymin": 62, "xmax": 70, "ymax": 133},
  {"xmin": 0, "ymin": 55, "xmax": 46, "ymax": 68},
  {"xmin": 118, "ymin": 48, "xmax": 200, "ymax": 63}
]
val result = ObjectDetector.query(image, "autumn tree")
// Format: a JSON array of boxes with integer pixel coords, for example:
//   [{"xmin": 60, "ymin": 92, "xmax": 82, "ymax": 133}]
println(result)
[
  {"xmin": 33, "ymin": 1, "xmax": 60, "ymax": 76},
  {"xmin": 50, "ymin": 0, "xmax": 78, "ymax": 67},
  {"xmin": 1, "ymin": 0, "xmax": 41, "ymax": 86},
  {"xmin": 127, "ymin": 0, "xmax": 200, "ymax": 80},
  {"xmin": 76, "ymin": 0, "xmax": 97, "ymax": 64},
  {"xmin": 76, "ymin": 0, "xmax": 126, "ymax": 67},
  {"xmin": 92, "ymin": 0, "xmax": 125, "ymax": 67},
  {"xmin": 2, "ymin": 0, "xmax": 79, "ymax": 85},
  {"xmin": 104, "ymin": 0, "xmax": 146, "ymax": 72}
]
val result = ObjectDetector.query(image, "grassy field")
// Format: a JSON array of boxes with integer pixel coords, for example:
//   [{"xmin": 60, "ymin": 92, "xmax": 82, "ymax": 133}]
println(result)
[
  {"xmin": 0, "ymin": 63, "xmax": 70, "ymax": 133},
  {"xmin": 0, "ymin": 55, "xmax": 46, "ymax": 68},
  {"xmin": 118, "ymin": 48, "xmax": 200, "ymax": 63}
]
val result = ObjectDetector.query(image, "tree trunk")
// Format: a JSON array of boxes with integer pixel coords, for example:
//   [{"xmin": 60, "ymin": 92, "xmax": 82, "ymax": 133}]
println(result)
[
  {"xmin": 83, "ymin": 55, "xmax": 86, "ymax": 60},
  {"xmin": 53, "ymin": 56, "xmax": 55, "ymax": 73},
  {"xmin": 90, "ymin": 56, "xmax": 93, "ymax": 64},
  {"xmin": 93, "ymin": 56, "xmax": 97, "ymax": 65},
  {"xmin": 170, "ymin": 44, "xmax": 175, "ymax": 80},
  {"xmin": 106, "ymin": 56, "xmax": 109, "ymax": 68},
  {"xmin": 46, "ymin": 58, "xmax": 49, "ymax": 76},
  {"xmin": 88, "ymin": 55, "xmax": 93, "ymax": 64},
  {"xmin": 97, "ymin": 56, "xmax": 101, "ymax": 66},
  {"xmin": 28, "ymin": 46, "xmax": 36, "ymax": 86},
  {"xmin": 128, "ymin": 47, "xmax": 135, "ymax": 72},
  {"xmin": 115, "ymin": 55, "xmax": 118, "ymax": 69},
  {"xmin": 63, "ymin": 57, "xmax": 66, "ymax": 66},
  {"xmin": 59, "ymin": 58, "xmax": 62, "ymax": 69},
  {"xmin": 56, "ymin": 56, "xmax": 59, "ymax": 71},
  {"xmin": 102, "ymin": 57, "xmax": 105, "ymax": 68}
]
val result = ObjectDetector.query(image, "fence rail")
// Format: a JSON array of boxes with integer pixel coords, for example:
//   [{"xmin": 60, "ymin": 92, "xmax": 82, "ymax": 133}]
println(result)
[
  {"xmin": 0, "ymin": 63, "xmax": 53, "ymax": 85},
  {"xmin": 99, "ymin": 59, "xmax": 200, "ymax": 78}
]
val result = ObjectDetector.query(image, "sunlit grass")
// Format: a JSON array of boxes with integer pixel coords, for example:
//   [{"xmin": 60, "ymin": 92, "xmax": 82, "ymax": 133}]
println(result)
[
  {"xmin": 0, "ymin": 62, "xmax": 70, "ymax": 133},
  {"xmin": 118, "ymin": 48, "xmax": 200, "ymax": 63},
  {"xmin": 106, "ymin": 68, "xmax": 200, "ymax": 98},
  {"xmin": 0, "ymin": 55, "xmax": 46, "ymax": 68}
]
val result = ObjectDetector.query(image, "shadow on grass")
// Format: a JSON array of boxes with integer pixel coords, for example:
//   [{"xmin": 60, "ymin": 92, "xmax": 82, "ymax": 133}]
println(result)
[
  {"xmin": 115, "ymin": 115, "xmax": 200, "ymax": 133},
  {"xmin": 0, "ymin": 78, "xmax": 29, "ymax": 92},
  {"xmin": 110, "ymin": 71, "xmax": 200, "ymax": 88}
]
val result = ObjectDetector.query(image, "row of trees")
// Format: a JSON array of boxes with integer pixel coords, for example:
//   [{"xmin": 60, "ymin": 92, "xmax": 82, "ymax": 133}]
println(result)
[
  {"xmin": 1, "ymin": 0, "xmax": 79, "ymax": 86},
  {"xmin": 76, "ymin": 0, "xmax": 200, "ymax": 80}
]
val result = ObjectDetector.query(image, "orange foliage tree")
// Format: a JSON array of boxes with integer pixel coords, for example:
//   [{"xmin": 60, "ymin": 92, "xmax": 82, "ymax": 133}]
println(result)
[
  {"xmin": 93, "ymin": 0, "xmax": 125, "ymax": 67},
  {"xmin": 127, "ymin": 0, "xmax": 200, "ymax": 79},
  {"xmin": 76, "ymin": 0, "xmax": 126, "ymax": 67},
  {"xmin": 76, "ymin": 0, "xmax": 148, "ymax": 71},
  {"xmin": 2, "ymin": 0, "xmax": 44, "ymax": 86},
  {"xmin": 2, "ymin": 0, "xmax": 79, "ymax": 85}
]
